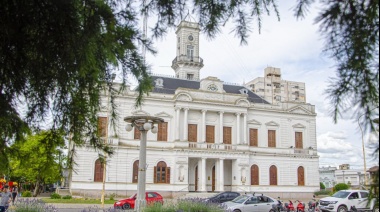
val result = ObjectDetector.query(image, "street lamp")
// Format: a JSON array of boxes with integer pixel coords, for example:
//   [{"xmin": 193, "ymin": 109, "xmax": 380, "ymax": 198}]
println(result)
[
  {"xmin": 342, "ymin": 170, "xmax": 345, "ymax": 184},
  {"xmin": 124, "ymin": 116, "xmax": 164, "ymax": 212}
]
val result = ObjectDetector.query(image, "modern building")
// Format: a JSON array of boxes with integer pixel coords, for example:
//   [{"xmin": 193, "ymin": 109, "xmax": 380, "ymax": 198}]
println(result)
[
  {"xmin": 319, "ymin": 166, "xmax": 337, "ymax": 188},
  {"xmin": 244, "ymin": 67, "xmax": 306, "ymax": 105},
  {"xmin": 335, "ymin": 169, "xmax": 367, "ymax": 188},
  {"xmin": 71, "ymin": 18, "xmax": 320, "ymax": 199}
]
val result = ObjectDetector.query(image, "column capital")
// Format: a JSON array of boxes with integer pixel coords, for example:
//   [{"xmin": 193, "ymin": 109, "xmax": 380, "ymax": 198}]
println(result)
[
  {"xmin": 175, "ymin": 106, "xmax": 182, "ymax": 111},
  {"xmin": 201, "ymin": 109, "xmax": 207, "ymax": 113},
  {"xmin": 218, "ymin": 111, "xmax": 224, "ymax": 115},
  {"xmin": 201, "ymin": 157, "xmax": 207, "ymax": 160},
  {"xmin": 220, "ymin": 158, "xmax": 225, "ymax": 161},
  {"xmin": 235, "ymin": 112, "xmax": 241, "ymax": 116},
  {"xmin": 183, "ymin": 107, "xmax": 190, "ymax": 111}
]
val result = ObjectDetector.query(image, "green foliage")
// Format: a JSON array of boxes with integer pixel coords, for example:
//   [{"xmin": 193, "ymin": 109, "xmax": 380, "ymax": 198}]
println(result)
[
  {"xmin": 320, "ymin": 182, "xmax": 326, "ymax": 189},
  {"xmin": 50, "ymin": 193, "xmax": 61, "ymax": 199},
  {"xmin": 109, "ymin": 193, "xmax": 116, "ymax": 201},
  {"xmin": 62, "ymin": 195, "xmax": 72, "ymax": 199},
  {"xmin": 314, "ymin": 190, "xmax": 333, "ymax": 196},
  {"xmin": 21, "ymin": 191, "xmax": 32, "ymax": 197},
  {"xmin": 143, "ymin": 200, "xmax": 223, "ymax": 212},
  {"xmin": 334, "ymin": 183, "xmax": 349, "ymax": 191}
]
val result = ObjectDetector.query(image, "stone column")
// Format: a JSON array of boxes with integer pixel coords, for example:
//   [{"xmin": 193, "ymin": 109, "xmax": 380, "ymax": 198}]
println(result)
[
  {"xmin": 243, "ymin": 113, "xmax": 247, "ymax": 145},
  {"xmin": 201, "ymin": 157, "xmax": 207, "ymax": 191},
  {"xmin": 219, "ymin": 158, "xmax": 225, "ymax": 191},
  {"xmin": 201, "ymin": 110, "xmax": 207, "ymax": 142},
  {"xmin": 183, "ymin": 108, "xmax": 189, "ymax": 141},
  {"xmin": 236, "ymin": 113, "xmax": 241, "ymax": 145},
  {"xmin": 175, "ymin": 107, "xmax": 181, "ymax": 141},
  {"xmin": 219, "ymin": 111, "xmax": 224, "ymax": 144}
]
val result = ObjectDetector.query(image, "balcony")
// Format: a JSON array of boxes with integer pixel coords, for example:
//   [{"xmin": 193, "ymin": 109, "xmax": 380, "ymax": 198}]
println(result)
[{"xmin": 172, "ymin": 55, "xmax": 204, "ymax": 68}]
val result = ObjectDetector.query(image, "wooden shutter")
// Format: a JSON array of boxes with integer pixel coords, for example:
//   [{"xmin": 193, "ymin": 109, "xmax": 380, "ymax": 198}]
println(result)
[
  {"xmin": 206, "ymin": 125, "xmax": 215, "ymax": 143},
  {"xmin": 268, "ymin": 130, "xmax": 276, "ymax": 147},
  {"xmin": 298, "ymin": 166, "xmax": 305, "ymax": 186},
  {"xmin": 223, "ymin": 127, "xmax": 232, "ymax": 144},
  {"xmin": 269, "ymin": 165, "xmax": 277, "ymax": 185},
  {"xmin": 154, "ymin": 166, "xmax": 157, "ymax": 183},
  {"xmin": 158, "ymin": 122, "xmax": 168, "ymax": 141},
  {"xmin": 133, "ymin": 160, "xmax": 139, "ymax": 183},
  {"xmin": 295, "ymin": 132, "xmax": 303, "ymax": 149},
  {"xmin": 251, "ymin": 165, "xmax": 259, "ymax": 185},
  {"xmin": 166, "ymin": 167, "xmax": 171, "ymax": 184},
  {"xmin": 134, "ymin": 127, "xmax": 141, "ymax": 140},
  {"xmin": 188, "ymin": 124, "xmax": 197, "ymax": 142},
  {"xmin": 94, "ymin": 159, "xmax": 104, "ymax": 182},
  {"xmin": 250, "ymin": 129, "xmax": 258, "ymax": 147},
  {"xmin": 98, "ymin": 117, "xmax": 107, "ymax": 137}
]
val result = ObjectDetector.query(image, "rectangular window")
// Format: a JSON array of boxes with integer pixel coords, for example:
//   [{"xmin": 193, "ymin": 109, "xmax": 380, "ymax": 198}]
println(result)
[
  {"xmin": 295, "ymin": 132, "xmax": 303, "ymax": 149},
  {"xmin": 98, "ymin": 117, "xmax": 108, "ymax": 137},
  {"xmin": 187, "ymin": 45, "xmax": 194, "ymax": 60},
  {"xmin": 188, "ymin": 124, "xmax": 197, "ymax": 142},
  {"xmin": 206, "ymin": 125, "xmax": 215, "ymax": 143},
  {"xmin": 157, "ymin": 122, "xmax": 168, "ymax": 141},
  {"xmin": 268, "ymin": 130, "xmax": 276, "ymax": 147},
  {"xmin": 187, "ymin": 74, "xmax": 194, "ymax": 80},
  {"xmin": 249, "ymin": 129, "xmax": 258, "ymax": 147},
  {"xmin": 223, "ymin": 127, "xmax": 232, "ymax": 144}
]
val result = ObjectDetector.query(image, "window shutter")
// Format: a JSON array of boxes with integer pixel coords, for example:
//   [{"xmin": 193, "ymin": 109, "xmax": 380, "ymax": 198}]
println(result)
[
  {"xmin": 250, "ymin": 129, "xmax": 258, "ymax": 147},
  {"xmin": 223, "ymin": 127, "xmax": 232, "ymax": 144},
  {"xmin": 158, "ymin": 122, "xmax": 168, "ymax": 141},
  {"xmin": 295, "ymin": 132, "xmax": 303, "ymax": 149},
  {"xmin": 94, "ymin": 159, "xmax": 104, "ymax": 182},
  {"xmin": 133, "ymin": 161, "xmax": 139, "ymax": 183},
  {"xmin": 166, "ymin": 167, "xmax": 171, "ymax": 184},
  {"xmin": 206, "ymin": 125, "xmax": 215, "ymax": 143},
  {"xmin": 268, "ymin": 130, "xmax": 276, "ymax": 147},
  {"xmin": 134, "ymin": 127, "xmax": 140, "ymax": 140},
  {"xmin": 188, "ymin": 124, "xmax": 197, "ymax": 142},
  {"xmin": 270, "ymin": 165, "xmax": 277, "ymax": 185},
  {"xmin": 98, "ymin": 117, "xmax": 107, "ymax": 137},
  {"xmin": 251, "ymin": 165, "xmax": 259, "ymax": 185},
  {"xmin": 154, "ymin": 166, "xmax": 157, "ymax": 183},
  {"xmin": 298, "ymin": 166, "xmax": 305, "ymax": 186}
]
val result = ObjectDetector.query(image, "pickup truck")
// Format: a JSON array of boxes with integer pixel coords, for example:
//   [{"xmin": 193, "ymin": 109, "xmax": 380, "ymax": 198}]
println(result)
[{"xmin": 319, "ymin": 190, "xmax": 379, "ymax": 212}]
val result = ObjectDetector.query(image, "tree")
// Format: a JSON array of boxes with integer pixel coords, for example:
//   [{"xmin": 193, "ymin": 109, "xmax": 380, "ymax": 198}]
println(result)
[
  {"xmin": 320, "ymin": 182, "xmax": 326, "ymax": 190},
  {"xmin": 334, "ymin": 183, "xmax": 350, "ymax": 192},
  {"xmin": 9, "ymin": 130, "xmax": 65, "ymax": 197}
]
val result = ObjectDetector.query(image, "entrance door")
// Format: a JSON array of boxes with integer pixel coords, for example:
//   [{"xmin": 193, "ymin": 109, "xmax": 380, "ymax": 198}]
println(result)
[
  {"xmin": 298, "ymin": 166, "xmax": 305, "ymax": 186},
  {"xmin": 212, "ymin": 166, "xmax": 216, "ymax": 191},
  {"xmin": 195, "ymin": 166, "xmax": 198, "ymax": 191}
]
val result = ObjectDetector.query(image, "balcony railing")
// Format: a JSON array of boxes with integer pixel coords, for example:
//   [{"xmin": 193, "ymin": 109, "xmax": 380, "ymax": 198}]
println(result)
[
  {"xmin": 172, "ymin": 55, "xmax": 204, "ymax": 66},
  {"xmin": 188, "ymin": 142, "xmax": 236, "ymax": 151}
]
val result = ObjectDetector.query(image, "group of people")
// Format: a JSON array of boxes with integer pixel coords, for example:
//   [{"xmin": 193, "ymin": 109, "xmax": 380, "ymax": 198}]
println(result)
[{"xmin": 0, "ymin": 185, "xmax": 18, "ymax": 212}]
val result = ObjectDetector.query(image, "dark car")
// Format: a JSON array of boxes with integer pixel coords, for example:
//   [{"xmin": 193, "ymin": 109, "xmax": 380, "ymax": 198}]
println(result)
[
  {"xmin": 114, "ymin": 192, "xmax": 164, "ymax": 210},
  {"xmin": 204, "ymin": 191, "xmax": 241, "ymax": 204}
]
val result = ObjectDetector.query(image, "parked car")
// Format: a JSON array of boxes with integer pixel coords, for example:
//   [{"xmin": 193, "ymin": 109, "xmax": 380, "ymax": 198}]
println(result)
[
  {"xmin": 114, "ymin": 192, "xmax": 164, "ymax": 210},
  {"xmin": 318, "ymin": 190, "xmax": 379, "ymax": 212},
  {"xmin": 204, "ymin": 191, "xmax": 241, "ymax": 204},
  {"xmin": 222, "ymin": 193, "xmax": 278, "ymax": 212}
]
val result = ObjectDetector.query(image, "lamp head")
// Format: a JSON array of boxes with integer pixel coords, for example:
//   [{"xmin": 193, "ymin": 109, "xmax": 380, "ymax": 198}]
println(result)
[
  {"xmin": 151, "ymin": 125, "xmax": 158, "ymax": 134},
  {"xmin": 125, "ymin": 123, "xmax": 133, "ymax": 132},
  {"xmin": 143, "ymin": 123, "xmax": 152, "ymax": 131}
]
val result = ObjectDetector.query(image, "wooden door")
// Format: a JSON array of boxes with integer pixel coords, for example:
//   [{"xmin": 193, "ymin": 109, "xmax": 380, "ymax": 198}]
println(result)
[
  {"xmin": 269, "ymin": 165, "xmax": 277, "ymax": 185},
  {"xmin": 212, "ymin": 166, "xmax": 216, "ymax": 191},
  {"xmin": 251, "ymin": 165, "xmax": 259, "ymax": 185},
  {"xmin": 298, "ymin": 166, "xmax": 305, "ymax": 186},
  {"xmin": 94, "ymin": 159, "xmax": 104, "ymax": 182},
  {"xmin": 188, "ymin": 124, "xmax": 197, "ymax": 142},
  {"xmin": 268, "ymin": 130, "xmax": 276, "ymax": 147},
  {"xmin": 250, "ymin": 129, "xmax": 258, "ymax": 147},
  {"xmin": 157, "ymin": 122, "xmax": 168, "ymax": 141},
  {"xmin": 206, "ymin": 125, "xmax": 215, "ymax": 143},
  {"xmin": 295, "ymin": 132, "xmax": 303, "ymax": 149},
  {"xmin": 223, "ymin": 127, "xmax": 232, "ymax": 144},
  {"xmin": 195, "ymin": 166, "xmax": 198, "ymax": 191}
]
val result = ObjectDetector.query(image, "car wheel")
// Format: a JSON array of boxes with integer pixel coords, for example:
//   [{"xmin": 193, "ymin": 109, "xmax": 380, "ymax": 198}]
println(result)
[
  {"xmin": 337, "ymin": 205, "xmax": 347, "ymax": 212},
  {"xmin": 122, "ymin": 203, "xmax": 131, "ymax": 210},
  {"xmin": 233, "ymin": 210, "xmax": 241, "ymax": 212},
  {"xmin": 269, "ymin": 209, "xmax": 275, "ymax": 212},
  {"xmin": 373, "ymin": 206, "xmax": 379, "ymax": 212}
]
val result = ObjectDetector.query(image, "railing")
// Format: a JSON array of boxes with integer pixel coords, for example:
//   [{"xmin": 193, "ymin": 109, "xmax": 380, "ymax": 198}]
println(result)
[
  {"xmin": 294, "ymin": 148, "xmax": 310, "ymax": 155},
  {"xmin": 172, "ymin": 55, "xmax": 204, "ymax": 66},
  {"xmin": 188, "ymin": 142, "xmax": 237, "ymax": 151}
]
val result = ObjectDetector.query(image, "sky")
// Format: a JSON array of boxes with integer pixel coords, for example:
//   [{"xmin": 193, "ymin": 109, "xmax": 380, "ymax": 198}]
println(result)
[{"xmin": 139, "ymin": 1, "xmax": 378, "ymax": 170}]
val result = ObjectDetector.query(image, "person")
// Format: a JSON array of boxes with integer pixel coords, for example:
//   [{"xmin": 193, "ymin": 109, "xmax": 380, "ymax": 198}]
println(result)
[
  {"xmin": 0, "ymin": 185, "xmax": 12, "ymax": 212},
  {"xmin": 11, "ymin": 186, "xmax": 18, "ymax": 204}
]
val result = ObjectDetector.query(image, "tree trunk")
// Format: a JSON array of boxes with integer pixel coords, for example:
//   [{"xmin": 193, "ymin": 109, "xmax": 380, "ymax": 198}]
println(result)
[{"xmin": 33, "ymin": 180, "xmax": 40, "ymax": 197}]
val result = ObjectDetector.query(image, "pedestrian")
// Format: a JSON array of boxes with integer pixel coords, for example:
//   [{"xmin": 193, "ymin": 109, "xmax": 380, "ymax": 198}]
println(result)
[
  {"xmin": 0, "ymin": 185, "xmax": 12, "ymax": 212},
  {"xmin": 11, "ymin": 186, "xmax": 18, "ymax": 205}
]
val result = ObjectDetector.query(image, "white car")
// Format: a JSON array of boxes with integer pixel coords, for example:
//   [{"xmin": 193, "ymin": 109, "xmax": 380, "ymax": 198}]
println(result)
[
  {"xmin": 222, "ymin": 193, "xmax": 278, "ymax": 212},
  {"xmin": 318, "ymin": 190, "xmax": 379, "ymax": 212}
]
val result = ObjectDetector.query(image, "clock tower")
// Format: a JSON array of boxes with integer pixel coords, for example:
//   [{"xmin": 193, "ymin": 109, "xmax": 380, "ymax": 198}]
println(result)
[{"xmin": 171, "ymin": 17, "xmax": 204, "ymax": 80}]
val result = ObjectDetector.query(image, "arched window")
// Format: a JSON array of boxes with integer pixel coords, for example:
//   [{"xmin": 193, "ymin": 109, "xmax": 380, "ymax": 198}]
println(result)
[
  {"xmin": 298, "ymin": 166, "xmax": 305, "ymax": 186},
  {"xmin": 269, "ymin": 165, "xmax": 277, "ymax": 186},
  {"xmin": 154, "ymin": 161, "xmax": 170, "ymax": 184},
  {"xmin": 132, "ymin": 160, "xmax": 139, "ymax": 183},
  {"xmin": 94, "ymin": 159, "xmax": 104, "ymax": 182},
  {"xmin": 251, "ymin": 165, "xmax": 259, "ymax": 185}
]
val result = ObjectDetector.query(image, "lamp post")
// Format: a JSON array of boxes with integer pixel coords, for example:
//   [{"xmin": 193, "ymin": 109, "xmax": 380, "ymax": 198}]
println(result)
[
  {"xmin": 124, "ymin": 116, "xmax": 164, "ymax": 212},
  {"xmin": 342, "ymin": 170, "xmax": 345, "ymax": 184},
  {"xmin": 101, "ymin": 73, "xmax": 116, "ymax": 208}
]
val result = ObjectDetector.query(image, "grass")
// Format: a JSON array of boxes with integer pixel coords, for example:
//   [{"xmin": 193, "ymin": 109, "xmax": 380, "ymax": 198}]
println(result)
[{"xmin": 41, "ymin": 198, "xmax": 116, "ymax": 204}]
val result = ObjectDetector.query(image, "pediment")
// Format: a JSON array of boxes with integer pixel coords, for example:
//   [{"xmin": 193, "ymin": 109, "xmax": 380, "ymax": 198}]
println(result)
[
  {"xmin": 288, "ymin": 106, "xmax": 312, "ymax": 115},
  {"xmin": 248, "ymin": 119, "xmax": 262, "ymax": 125},
  {"xmin": 154, "ymin": 111, "xmax": 173, "ymax": 118},
  {"xmin": 292, "ymin": 123, "xmax": 306, "ymax": 128},
  {"xmin": 265, "ymin": 121, "xmax": 280, "ymax": 127},
  {"xmin": 235, "ymin": 99, "xmax": 250, "ymax": 107},
  {"xmin": 175, "ymin": 92, "xmax": 192, "ymax": 102},
  {"xmin": 131, "ymin": 110, "xmax": 150, "ymax": 116}
]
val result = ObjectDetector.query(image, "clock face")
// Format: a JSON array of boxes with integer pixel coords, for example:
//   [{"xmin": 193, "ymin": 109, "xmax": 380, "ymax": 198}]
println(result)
[
  {"xmin": 188, "ymin": 35, "xmax": 194, "ymax": 41},
  {"xmin": 207, "ymin": 84, "xmax": 218, "ymax": 92}
]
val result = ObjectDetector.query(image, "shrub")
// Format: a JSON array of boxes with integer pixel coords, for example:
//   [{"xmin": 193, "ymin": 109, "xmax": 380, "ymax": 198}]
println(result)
[
  {"xmin": 12, "ymin": 198, "xmax": 57, "ymax": 212},
  {"xmin": 21, "ymin": 190, "xmax": 32, "ymax": 197},
  {"xmin": 334, "ymin": 183, "xmax": 349, "ymax": 192},
  {"xmin": 314, "ymin": 190, "xmax": 332, "ymax": 196},
  {"xmin": 50, "ymin": 192, "xmax": 61, "ymax": 199},
  {"xmin": 320, "ymin": 182, "xmax": 326, "ymax": 189},
  {"xmin": 62, "ymin": 195, "xmax": 72, "ymax": 199},
  {"xmin": 143, "ymin": 198, "xmax": 224, "ymax": 212},
  {"xmin": 109, "ymin": 193, "xmax": 116, "ymax": 201}
]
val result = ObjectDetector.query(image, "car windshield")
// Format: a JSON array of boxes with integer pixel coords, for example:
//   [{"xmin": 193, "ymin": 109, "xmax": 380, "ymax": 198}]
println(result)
[
  {"xmin": 129, "ymin": 194, "xmax": 137, "ymax": 199},
  {"xmin": 332, "ymin": 191, "xmax": 350, "ymax": 198},
  {"xmin": 232, "ymin": 195, "xmax": 250, "ymax": 204},
  {"xmin": 210, "ymin": 193, "xmax": 222, "ymax": 198}
]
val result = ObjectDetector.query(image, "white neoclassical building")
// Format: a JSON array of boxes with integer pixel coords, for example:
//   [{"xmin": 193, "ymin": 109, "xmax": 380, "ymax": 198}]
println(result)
[{"xmin": 71, "ymin": 18, "xmax": 320, "ymax": 199}]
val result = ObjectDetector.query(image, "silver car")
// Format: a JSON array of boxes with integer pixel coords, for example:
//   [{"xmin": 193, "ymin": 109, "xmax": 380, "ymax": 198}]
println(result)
[{"xmin": 222, "ymin": 194, "xmax": 278, "ymax": 212}]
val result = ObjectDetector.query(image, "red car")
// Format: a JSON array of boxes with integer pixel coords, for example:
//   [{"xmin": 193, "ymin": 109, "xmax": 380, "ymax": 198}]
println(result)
[{"xmin": 114, "ymin": 192, "xmax": 164, "ymax": 210}]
